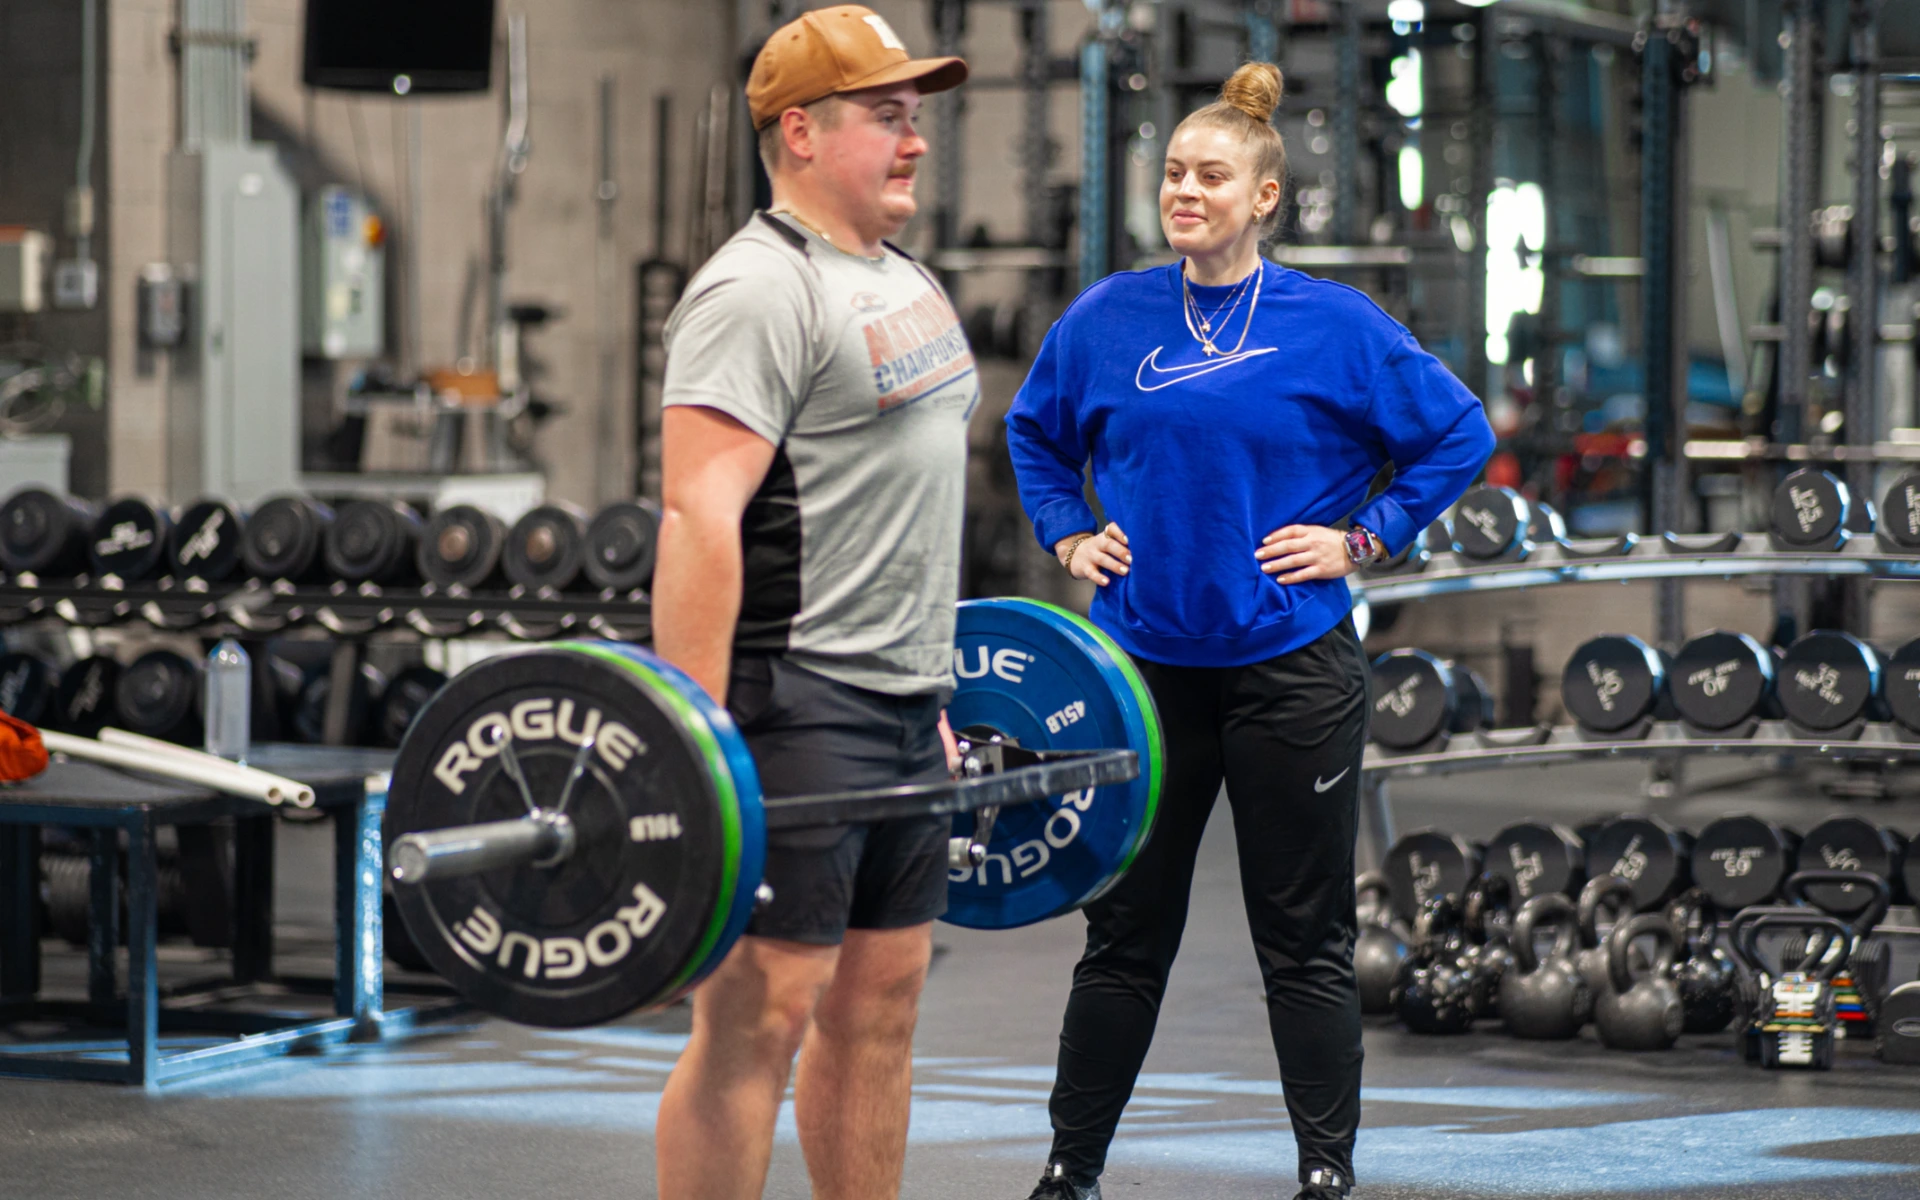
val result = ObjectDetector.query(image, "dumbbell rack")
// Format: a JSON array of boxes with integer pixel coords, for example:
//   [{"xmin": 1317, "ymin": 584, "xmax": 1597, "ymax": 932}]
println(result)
[{"xmin": 1357, "ymin": 534, "xmax": 1920, "ymax": 606}]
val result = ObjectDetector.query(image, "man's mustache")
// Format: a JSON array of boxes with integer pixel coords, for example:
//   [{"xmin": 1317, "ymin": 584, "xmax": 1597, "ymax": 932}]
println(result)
[{"xmin": 889, "ymin": 165, "xmax": 916, "ymax": 179}]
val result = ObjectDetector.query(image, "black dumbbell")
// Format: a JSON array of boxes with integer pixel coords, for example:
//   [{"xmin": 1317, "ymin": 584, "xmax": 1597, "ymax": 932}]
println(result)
[
  {"xmin": 504, "ymin": 503, "xmax": 592, "ymax": 592},
  {"xmin": 1562, "ymin": 634, "xmax": 1666, "ymax": 735},
  {"xmin": 1770, "ymin": 468, "xmax": 1851, "ymax": 551},
  {"xmin": 0, "ymin": 488, "xmax": 97, "ymax": 577},
  {"xmin": 1369, "ymin": 522, "xmax": 1434, "ymax": 574},
  {"xmin": 1690, "ymin": 815, "xmax": 1800, "ymax": 912},
  {"xmin": 1424, "ymin": 515, "xmax": 1456, "ymax": 557},
  {"xmin": 170, "ymin": 497, "xmax": 247, "ymax": 584},
  {"xmin": 47, "ymin": 654, "xmax": 120, "ymax": 736},
  {"xmin": 1370, "ymin": 649, "xmax": 1461, "ymax": 749},
  {"xmin": 1451, "ymin": 664, "xmax": 1494, "ymax": 733},
  {"xmin": 1483, "ymin": 820, "xmax": 1584, "ymax": 902},
  {"xmin": 115, "ymin": 649, "xmax": 203, "ymax": 745},
  {"xmin": 1797, "ymin": 817, "xmax": 1907, "ymax": 913},
  {"xmin": 1452, "ymin": 485, "xmax": 1531, "ymax": 560},
  {"xmin": 0, "ymin": 652, "xmax": 58, "ymax": 725},
  {"xmin": 584, "ymin": 499, "xmax": 661, "ymax": 592},
  {"xmin": 1777, "ymin": 630, "xmax": 1882, "ymax": 734},
  {"xmin": 417, "ymin": 505, "xmax": 509, "ymax": 591},
  {"xmin": 1584, "ymin": 815, "xmax": 1692, "ymax": 911},
  {"xmin": 1882, "ymin": 637, "xmax": 1920, "ymax": 736},
  {"xmin": 373, "ymin": 664, "xmax": 449, "ymax": 748},
  {"xmin": 89, "ymin": 496, "xmax": 173, "ymax": 582},
  {"xmin": 327, "ymin": 500, "xmax": 423, "ymax": 587},
  {"xmin": 242, "ymin": 495, "xmax": 335, "ymax": 583},
  {"xmin": 1382, "ymin": 830, "xmax": 1483, "ymax": 924},
  {"xmin": 292, "ymin": 661, "xmax": 390, "ymax": 745},
  {"xmin": 1877, "ymin": 471, "xmax": 1920, "ymax": 553},
  {"xmin": 1669, "ymin": 630, "xmax": 1776, "ymax": 734}
]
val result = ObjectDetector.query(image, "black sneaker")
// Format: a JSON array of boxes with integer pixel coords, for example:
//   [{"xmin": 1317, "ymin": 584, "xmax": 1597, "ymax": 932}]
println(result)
[
  {"xmin": 1292, "ymin": 1167, "xmax": 1351, "ymax": 1199},
  {"xmin": 1027, "ymin": 1162, "xmax": 1101, "ymax": 1200}
]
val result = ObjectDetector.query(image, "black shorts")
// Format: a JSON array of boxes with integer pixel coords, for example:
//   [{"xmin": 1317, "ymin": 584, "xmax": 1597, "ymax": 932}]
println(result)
[{"xmin": 725, "ymin": 654, "xmax": 951, "ymax": 946}]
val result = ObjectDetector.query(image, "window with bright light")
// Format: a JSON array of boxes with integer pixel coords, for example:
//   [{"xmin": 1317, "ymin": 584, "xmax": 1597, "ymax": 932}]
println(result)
[{"xmin": 1484, "ymin": 181, "xmax": 1545, "ymax": 365}]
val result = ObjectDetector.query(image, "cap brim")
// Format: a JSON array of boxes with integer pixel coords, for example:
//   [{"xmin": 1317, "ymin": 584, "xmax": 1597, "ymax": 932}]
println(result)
[{"xmin": 841, "ymin": 55, "xmax": 969, "ymax": 99}]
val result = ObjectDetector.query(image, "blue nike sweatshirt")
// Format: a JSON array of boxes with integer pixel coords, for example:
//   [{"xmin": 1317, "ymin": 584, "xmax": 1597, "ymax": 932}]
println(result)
[{"xmin": 1005, "ymin": 261, "xmax": 1496, "ymax": 668}]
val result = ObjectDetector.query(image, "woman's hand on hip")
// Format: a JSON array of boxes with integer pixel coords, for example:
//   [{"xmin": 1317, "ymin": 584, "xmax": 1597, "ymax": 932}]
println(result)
[
  {"xmin": 1256, "ymin": 524, "xmax": 1356, "ymax": 583},
  {"xmin": 1061, "ymin": 522, "xmax": 1131, "ymax": 587}
]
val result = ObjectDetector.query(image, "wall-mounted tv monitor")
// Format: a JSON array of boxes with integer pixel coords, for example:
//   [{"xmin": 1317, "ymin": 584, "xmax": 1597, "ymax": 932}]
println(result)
[{"xmin": 303, "ymin": 0, "xmax": 497, "ymax": 94}]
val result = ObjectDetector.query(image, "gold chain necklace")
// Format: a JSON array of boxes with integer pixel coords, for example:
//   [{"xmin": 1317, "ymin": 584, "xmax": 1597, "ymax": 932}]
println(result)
[{"xmin": 1182, "ymin": 260, "xmax": 1264, "ymax": 358}]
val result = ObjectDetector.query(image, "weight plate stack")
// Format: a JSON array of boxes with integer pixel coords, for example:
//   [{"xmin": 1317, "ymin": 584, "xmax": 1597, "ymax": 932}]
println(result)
[
  {"xmin": 169, "ymin": 498, "xmax": 246, "ymax": 584},
  {"xmin": 1452, "ymin": 486, "xmax": 1530, "ymax": 560},
  {"xmin": 327, "ymin": 500, "xmax": 423, "ymax": 586},
  {"xmin": 1796, "ymin": 817, "xmax": 1906, "ymax": 915},
  {"xmin": 1584, "ymin": 815, "xmax": 1691, "ymax": 911},
  {"xmin": 1691, "ymin": 815, "xmax": 1798, "ymax": 911},
  {"xmin": 418, "ymin": 505, "xmax": 509, "ymax": 591},
  {"xmin": 584, "ymin": 500, "xmax": 662, "ymax": 592},
  {"xmin": 504, "ymin": 503, "xmax": 592, "ymax": 592},
  {"xmin": 242, "ymin": 495, "xmax": 335, "ymax": 583},
  {"xmin": 0, "ymin": 487, "xmax": 97, "ymax": 576},
  {"xmin": 1884, "ymin": 638, "xmax": 1920, "ymax": 736},
  {"xmin": 115, "ymin": 649, "xmax": 203, "ymax": 745},
  {"xmin": 1369, "ymin": 649, "xmax": 1457, "ymax": 749},
  {"xmin": 1483, "ymin": 820, "xmax": 1584, "ymax": 902},
  {"xmin": 1450, "ymin": 665, "xmax": 1494, "ymax": 734},
  {"xmin": 89, "ymin": 497, "xmax": 173, "ymax": 582},
  {"xmin": 292, "ymin": 662, "xmax": 390, "ymax": 746},
  {"xmin": 47, "ymin": 654, "xmax": 120, "ymax": 735},
  {"xmin": 386, "ymin": 641, "xmax": 764, "ymax": 1026},
  {"xmin": 1777, "ymin": 630, "xmax": 1882, "ymax": 732},
  {"xmin": 1877, "ymin": 472, "xmax": 1920, "ymax": 553},
  {"xmin": 375, "ymin": 665, "xmax": 450, "ymax": 748},
  {"xmin": 1562, "ymin": 635, "xmax": 1665, "ymax": 734},
  {"xmin": 1382, "ymin": 830, "xmax": 1481, "ymax": 923},
  {"xmin": 1670, "ymin": 630, "xmax": 1776, "ymax": 732},
  {"xmin": 0, "ymin": 652, "xmax": 57, "ymax": 725},
  {"xmin": 943, "ymin": 598, "xmax": 1164, "ymax": 929},
  {"xmin": 1770, "ymin": 468, "xmax": 1851, "ymax": 551}
]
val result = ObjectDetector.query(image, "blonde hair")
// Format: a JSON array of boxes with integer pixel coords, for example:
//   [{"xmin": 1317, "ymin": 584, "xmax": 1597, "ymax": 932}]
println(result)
[{"xmin": 1172, "ymin": 62, "xmax": 1288, "ymax": 235}]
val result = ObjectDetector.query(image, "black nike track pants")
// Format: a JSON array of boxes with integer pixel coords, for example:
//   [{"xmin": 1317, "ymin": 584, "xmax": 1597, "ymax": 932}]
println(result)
[{"xmin": 1045, "ymin": 616, "xmax": 1369, "ymax": 1188}]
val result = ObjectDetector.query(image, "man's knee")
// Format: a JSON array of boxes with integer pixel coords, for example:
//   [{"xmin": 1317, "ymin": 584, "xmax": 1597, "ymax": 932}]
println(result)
[
  {"xmin": 698, "ymin": 937, "xmax": 839, "ymax": 1063},
  {"xmin": 813, "ymin": 927, "xmax": 930, "ymax": 1043}
]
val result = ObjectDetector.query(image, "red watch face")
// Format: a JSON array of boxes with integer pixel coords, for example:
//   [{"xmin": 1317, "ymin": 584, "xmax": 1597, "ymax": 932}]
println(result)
[{"xmin": 1345, "ymin": 528, "xmax": 1374, "ymax": 563}]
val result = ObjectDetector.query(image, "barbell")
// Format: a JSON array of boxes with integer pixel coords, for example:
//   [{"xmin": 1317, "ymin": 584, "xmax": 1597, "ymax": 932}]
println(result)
[{"xmin": 384, "ymin": 598, "xmax": 1160, "ymax": 1028}]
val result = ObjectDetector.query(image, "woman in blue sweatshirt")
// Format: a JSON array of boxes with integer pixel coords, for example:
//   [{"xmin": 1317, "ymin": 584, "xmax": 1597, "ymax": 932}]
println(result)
[{"xmin": 1006, "ymin": 64, "xmax": 1495, "ymax": 1200}]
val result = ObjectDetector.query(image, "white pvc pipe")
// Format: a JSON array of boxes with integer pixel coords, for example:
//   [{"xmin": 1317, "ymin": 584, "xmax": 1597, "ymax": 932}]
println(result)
[
  {"xmin": 93, "ymin": 728, "xmax": 317, "ymax": 808},
  {"xmin": 42, "ymin": 730, "xmax": 312, "ymax": 808}
]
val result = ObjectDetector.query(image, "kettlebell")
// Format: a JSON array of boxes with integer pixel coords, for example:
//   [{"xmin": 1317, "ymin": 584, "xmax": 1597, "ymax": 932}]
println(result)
[
  {"xmin": 1460, "ymin": 873, "xmax": 1516, "ymax": 1020},
  {"xmin": 1354, "ymin": 871, "xmax": 1409, "ymax": 1015},
  {"xmin": 1499, "ymin": 893, "xmax": 1592, "ymax": 1039},
  {"xmin": 1726, "ymin": 904, "xmax": 1825, "ymax": 1060},
  {"xmin": 1594, "ymin": 912, "xmax": 1685, "ymax": 1051},
  {"xmin": 1783, "ymin": 868, "xmax": 1893, "ymax": 1032},
  {"xmin": 1391, "ymin": 895, "xmax": 1476, "ymax": 1035},
  {"xmin": 1574, "ymin": 874, "xmax": 1639, "ymax": 998},
  {"xmin": 1665, "ymin": 889, "xmax": 1737, "ymax": 1034}
]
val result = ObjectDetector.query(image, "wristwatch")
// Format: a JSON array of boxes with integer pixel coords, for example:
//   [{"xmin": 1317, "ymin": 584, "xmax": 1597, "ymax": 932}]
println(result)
[{"xmin": 1344, "ymin": 526, "xmax": 1384, "ymax": 566}]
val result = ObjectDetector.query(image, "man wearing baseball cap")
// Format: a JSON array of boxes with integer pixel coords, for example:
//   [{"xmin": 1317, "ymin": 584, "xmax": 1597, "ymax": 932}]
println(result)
[{"xmin": 650, "ymin": 7, "xmax": 973, "ymax": 1199}]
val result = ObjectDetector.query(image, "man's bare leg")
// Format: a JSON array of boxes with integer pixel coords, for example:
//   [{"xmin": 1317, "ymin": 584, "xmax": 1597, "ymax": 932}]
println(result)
[
  {"xmin": 792, "ymin": 923, "xmax": 935, "ymax": 1200},
  {"xmin": 656, "ymin": 936, "xmax": 840, "ymax": 1200}
]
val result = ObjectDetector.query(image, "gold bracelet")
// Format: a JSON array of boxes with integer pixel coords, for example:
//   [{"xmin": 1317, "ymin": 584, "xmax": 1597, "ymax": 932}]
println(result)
[{"xmin": 1058, "ymin": 532, "xmax": 1095, "ymax": 570}]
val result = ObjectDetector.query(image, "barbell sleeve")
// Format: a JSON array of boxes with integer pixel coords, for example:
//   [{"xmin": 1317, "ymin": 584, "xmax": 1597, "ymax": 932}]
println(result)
[{"xmin": 390, "ymin": 814, "xmax": 575, "ymax": 884}]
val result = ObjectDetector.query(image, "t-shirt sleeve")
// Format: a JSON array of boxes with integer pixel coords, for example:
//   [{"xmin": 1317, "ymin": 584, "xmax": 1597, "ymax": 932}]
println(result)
[
  {"xmin": 1347, "ymin": 333, "xmax": 1497, "ymax": 555},
  {"xmin": 661, "ymin": 253, "xmax": 815, "ymax": 445}
]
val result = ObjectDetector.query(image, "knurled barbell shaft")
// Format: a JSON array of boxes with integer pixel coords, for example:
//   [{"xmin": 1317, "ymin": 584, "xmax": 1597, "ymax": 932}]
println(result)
[{"xmin": 389, "ymin": 749, "xmax": 1139, "ymax": 886}]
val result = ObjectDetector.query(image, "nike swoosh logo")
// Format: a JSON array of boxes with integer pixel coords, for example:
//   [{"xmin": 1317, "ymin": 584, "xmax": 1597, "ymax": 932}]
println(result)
[
  {"xmin": 1314, "ymin": 768, "xmax": 1350, "ymax": 793},
  {"xmin": 1134, "ymin": 345, "xmax": 1279, "ymax": 392}
]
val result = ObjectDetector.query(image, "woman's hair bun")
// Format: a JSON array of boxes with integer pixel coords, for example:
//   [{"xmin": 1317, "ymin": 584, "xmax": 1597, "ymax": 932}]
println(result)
[{"xmin": 1220, "ymin": 62, "xmax": 1284, "ymax": 125}]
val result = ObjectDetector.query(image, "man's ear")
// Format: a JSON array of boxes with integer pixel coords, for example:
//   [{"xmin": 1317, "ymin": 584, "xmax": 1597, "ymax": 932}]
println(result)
[{"xmin": 780, "ymin": 108, "xmax": 814, "ymax": 164}]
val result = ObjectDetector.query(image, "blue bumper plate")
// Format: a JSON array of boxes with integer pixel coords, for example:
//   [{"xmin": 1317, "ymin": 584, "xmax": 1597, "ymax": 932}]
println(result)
[{"xmin": 943, "ymin": 599, "xmax": 1163, "ymax": 929}]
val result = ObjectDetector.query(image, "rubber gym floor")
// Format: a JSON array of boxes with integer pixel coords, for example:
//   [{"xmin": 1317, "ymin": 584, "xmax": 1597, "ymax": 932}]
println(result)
[{"xmin": 6, "ymin": 757, "xmax": 1920, "ymax": 1199}]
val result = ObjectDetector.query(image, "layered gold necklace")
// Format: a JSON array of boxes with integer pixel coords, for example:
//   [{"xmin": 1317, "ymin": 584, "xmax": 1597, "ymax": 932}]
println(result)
[{"xmin": 1181, "ymin": 259, "xmax": 1263, "ymax": 357}]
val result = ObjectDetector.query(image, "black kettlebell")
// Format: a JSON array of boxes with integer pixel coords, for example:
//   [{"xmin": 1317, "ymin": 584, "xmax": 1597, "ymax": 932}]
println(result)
[
  {"xmin": 1499, "ymin": 893, "xmax": 1592, "ymax": 1039},
  {"xmin": 1783, "ymin": 868, "xmax": 1893, "ymax": 1030},
  {"xmin": 1391, "ymin": 895, "xmax": 1476, "ymax": 1035},
  {"xmin": 1355, "ymin": 871, "xmax": 1409, "ymax": 1015},
  {"xmin": 1726, "ymin": 904, "xmax": 1824, "ymax": 1060},
  {"xmin": 1460, "ymin": 873, "xmax": 1516, "ymax": 1020},
  {"xmin": 1666, "ymin": 889, "xmax": 1737, "ymax": 1034},
  {"xmin": 1594, "ymin": 912, "xmax": 1685, "ymax": 1050},
  {"xmin": 1574, "ymin": 874, "xmax": 1638, "ymax": 999}
]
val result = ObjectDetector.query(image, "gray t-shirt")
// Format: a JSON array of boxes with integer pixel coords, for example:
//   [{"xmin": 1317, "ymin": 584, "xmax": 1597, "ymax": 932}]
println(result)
[{"xmin": 662, "ymin": 212, "xmax": 979, "ymax": 695}]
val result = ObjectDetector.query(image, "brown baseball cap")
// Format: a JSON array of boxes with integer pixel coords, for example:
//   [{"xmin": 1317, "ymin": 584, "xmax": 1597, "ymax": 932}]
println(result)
[{"xmin": 747, "ymin": 5, "xmax": 968, "ymax": 131}]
